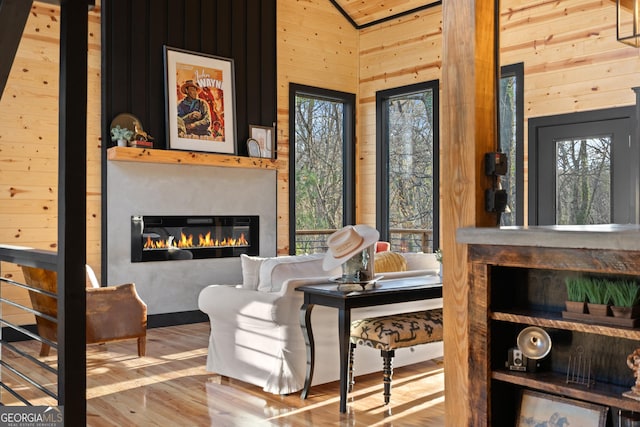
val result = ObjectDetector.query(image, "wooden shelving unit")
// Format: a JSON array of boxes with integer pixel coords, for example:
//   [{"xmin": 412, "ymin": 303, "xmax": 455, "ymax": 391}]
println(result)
[
  {"xmin": 491, "ymin": 310, "xmax": 640, "ymax": 412},
  {"xmin": 107, "ymin": 146, "xmax": 281, "ymax": 170},
  {"xmin": 457, "ymin": 225, "xmax": 640, "ymax": 426}
]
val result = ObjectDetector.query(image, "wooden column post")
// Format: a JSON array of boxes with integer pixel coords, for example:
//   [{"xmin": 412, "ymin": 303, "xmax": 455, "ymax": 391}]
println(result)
[{"xmin": 441, "ymin": 0, "xmax": 499, "ymax": 425}]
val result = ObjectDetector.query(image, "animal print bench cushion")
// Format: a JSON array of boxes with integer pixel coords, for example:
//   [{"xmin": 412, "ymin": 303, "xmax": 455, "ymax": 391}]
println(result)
[{"xmin": 350, "ymin": 309, "xmax": 443, "ymax": 351}]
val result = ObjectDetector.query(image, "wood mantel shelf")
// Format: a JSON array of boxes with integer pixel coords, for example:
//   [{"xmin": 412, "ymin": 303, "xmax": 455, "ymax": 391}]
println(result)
[{"xmin": 107, "ymin": 146, "xmax": 281, "ymax": 170}]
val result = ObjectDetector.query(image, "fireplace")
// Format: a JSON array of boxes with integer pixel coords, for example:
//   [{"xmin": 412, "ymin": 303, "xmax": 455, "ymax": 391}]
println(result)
[{"xmin": 131, "ymin": 215, "xmax": 259, "ymax": 262}]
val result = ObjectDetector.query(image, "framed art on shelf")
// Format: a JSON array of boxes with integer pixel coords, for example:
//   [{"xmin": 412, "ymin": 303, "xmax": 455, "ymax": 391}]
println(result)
[
  {"xmin": 249, "ymin": 124, "xmax": 275, "ymax": 159},
  {"xmin": 516, "ymin": 390, "xmax": 607, "ymax": 427},
  {"xmin": 246, "ymin": 138, "xmax": 261, "ymax": 157},
  {"xmin": 164, "ymin": 46, "xmax": 237, "ymax": 154}
]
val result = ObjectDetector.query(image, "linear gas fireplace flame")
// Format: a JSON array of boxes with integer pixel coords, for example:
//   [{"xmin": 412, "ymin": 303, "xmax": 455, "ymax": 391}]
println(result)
[
  {"xmin": 143, "ymin": 230, "xmax": 249, "ymax": 249},
  {"xmin": 131, "ymin": 215, "xmax": 259, "ymax": 262}
]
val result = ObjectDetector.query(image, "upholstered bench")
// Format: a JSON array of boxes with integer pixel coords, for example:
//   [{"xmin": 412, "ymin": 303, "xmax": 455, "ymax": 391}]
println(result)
[{"xmin": 348, "ymin": 309, "xmax": 444, "ymax": 404}]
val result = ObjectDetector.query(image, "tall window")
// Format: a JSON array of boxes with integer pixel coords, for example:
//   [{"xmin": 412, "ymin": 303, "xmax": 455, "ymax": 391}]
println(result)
[
  {"xmin": 499, "ymin": 63, "xmax": 524, "ymax": 226},
  {"xmin": 289, "ymin": 84, "xmax": 355, "ymax": 255},
  {"xmin": 376, "ymin": 81, "xmax": 439, "ymax": 252}
]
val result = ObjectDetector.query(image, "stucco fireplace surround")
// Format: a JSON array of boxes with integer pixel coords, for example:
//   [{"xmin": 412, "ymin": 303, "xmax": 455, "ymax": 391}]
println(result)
[{"xmin": 107, "ymin": 152, "xmax": 277, "ymax": 317}]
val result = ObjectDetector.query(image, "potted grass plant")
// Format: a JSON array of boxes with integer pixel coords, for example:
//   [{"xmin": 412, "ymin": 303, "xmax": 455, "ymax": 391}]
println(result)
[
  {"xmin": 565, "ymin": 277, "xmax": 588, "ymax": 314},
  {"xmin": 584, "ymin": 278, "xmax": 611, "ymax": 317},
  {"xmin": 606, "ymin": 280, "xmax": 640, "ymax": 319}
]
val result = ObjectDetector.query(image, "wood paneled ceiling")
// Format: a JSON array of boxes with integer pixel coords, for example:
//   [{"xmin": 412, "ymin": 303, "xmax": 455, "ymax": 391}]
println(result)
[{"xmin": 331, "ymin": 0, "xmax": 441, "ymax": 29}]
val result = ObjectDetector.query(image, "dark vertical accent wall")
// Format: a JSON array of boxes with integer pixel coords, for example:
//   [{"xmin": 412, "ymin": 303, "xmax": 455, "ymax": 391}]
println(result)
[
  {"xmin": 101, "ymin": 0, "xmax": 276, "ymax": 155},
  {"xmin": 100, "ymin": 0, "xmax": 276, "ymax": 285}
]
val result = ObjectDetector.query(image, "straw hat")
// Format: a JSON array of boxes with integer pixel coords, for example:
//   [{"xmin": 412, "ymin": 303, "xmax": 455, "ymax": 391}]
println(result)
[{"xmin": 323, "ymin": 224, "xmax": 379, "ymax": 270}]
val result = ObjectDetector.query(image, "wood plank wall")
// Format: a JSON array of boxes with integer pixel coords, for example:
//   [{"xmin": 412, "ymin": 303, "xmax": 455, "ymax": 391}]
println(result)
[
  {"xmin": 0, "ymin": 3, "xmax": 101, "ymax": 326},
  {"xmin": 501, "ymin": 0, "xmax": 640, "ymax": 219},
  {"xmin": 276, "ymin": 0, "xmax": 358, "ymax": 253},
  {"xmin": 357, "ymin": 8, "xmax": 443, "ymax": 227},
  {"xmin": 356, "ymin": 0, "xmax": 640, "ymax": 228}
]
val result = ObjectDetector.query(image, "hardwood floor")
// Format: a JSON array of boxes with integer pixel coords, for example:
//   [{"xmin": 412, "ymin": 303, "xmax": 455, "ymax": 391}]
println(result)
[{"xmin": 2, "ymin": 323, "xmax": 445, "ymax": 426}]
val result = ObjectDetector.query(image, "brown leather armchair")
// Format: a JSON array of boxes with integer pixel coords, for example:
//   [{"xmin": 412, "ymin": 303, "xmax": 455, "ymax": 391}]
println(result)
[{"xmin": 21, "ymin": 266, "xmax": 147, "ymax": 357}]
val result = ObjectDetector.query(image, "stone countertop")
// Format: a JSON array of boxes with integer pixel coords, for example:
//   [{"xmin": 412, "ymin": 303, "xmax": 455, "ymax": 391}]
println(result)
[{"xmin": 456, "ymin": 224, "xmax": 640, "ymax": 251}]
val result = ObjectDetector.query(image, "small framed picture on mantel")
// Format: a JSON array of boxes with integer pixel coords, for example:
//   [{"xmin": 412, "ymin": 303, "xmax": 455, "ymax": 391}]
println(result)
[
  {"xmin": 249, "ymin": 124, "xmax": 275, "ymax": 159},
  {"xmin": 163, "ymin": 46, "xmax": 237, "ymax": 155}
]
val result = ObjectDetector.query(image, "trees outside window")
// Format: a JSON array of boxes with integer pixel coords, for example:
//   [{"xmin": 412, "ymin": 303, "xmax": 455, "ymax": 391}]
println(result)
[
  {"xmin": 289, "ymin": 84, "xmax": 355, "ymax": 254},
  {"xmin": 555, "ymin": 138, "xmax": 611, "ymax": 224},
  {"xmin": 376, "ymin": 81, "xmax": 439, "ymax": 252},
  {"xmin": 529, "ymin": 107, "xmax": 635, "ymax": 225},
  {"xmin": 499, "ymin": 63, "xmax": 524, "ymax": 226},
  {"xmin": 289, "ymin": 66, "xmax": 523, "ymax": 255}
]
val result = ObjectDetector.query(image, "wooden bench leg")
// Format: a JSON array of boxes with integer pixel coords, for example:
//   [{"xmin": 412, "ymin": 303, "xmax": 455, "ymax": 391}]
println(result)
[
  {"xmin": 348, "ymin": 342, "xmax": 356, "ymax": 392},
  {"xmin": 381, "ymin": 349, "xmax": 395, "ymax": 405}
]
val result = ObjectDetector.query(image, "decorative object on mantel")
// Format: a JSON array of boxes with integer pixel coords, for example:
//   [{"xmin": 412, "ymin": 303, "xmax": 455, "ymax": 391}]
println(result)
[
  {"xmin": 164, "ymin": 46, "xmax": 237, "ymax": 155},
  {"xmin": 110, "ymin": 113, "xmax": 151, "ymax": 148},
  {"xmin": 130, "ymin": 120, "xmax": 154, "ymax": 149},
  {"xmin": 617, "ymin": 0, "xmax": 640, "ymax": 47},
  {"xmin": 249, "ymin": 124, "xmax": 276, "ymax": 159},
  {"xmin": 246, "ymin": 138, "xmax": 261, "ymax": 157},
  {"xmin": 110, "ymin": 125, "xmax": 133, "ymax": 147}
]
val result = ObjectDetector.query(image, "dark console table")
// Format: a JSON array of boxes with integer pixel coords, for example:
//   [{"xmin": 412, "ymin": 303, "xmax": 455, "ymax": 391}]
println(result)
[{"xmin": 296, "ymin": 275, "xmax": 443, "ymax": 413}]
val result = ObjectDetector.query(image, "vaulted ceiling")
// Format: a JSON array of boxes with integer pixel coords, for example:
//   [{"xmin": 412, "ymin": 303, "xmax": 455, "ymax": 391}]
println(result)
[
  {"xmin": 331, "ymin": 0, "xmax": 441, "ymax": 28},
  {"xmin": 0, "ymin": 0, "xmax": 444, "ymax": 99}
]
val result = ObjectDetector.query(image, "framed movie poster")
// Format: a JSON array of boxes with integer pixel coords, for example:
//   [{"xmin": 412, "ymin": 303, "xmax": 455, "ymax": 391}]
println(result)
[{"xmin": 164, "ymin": 46, "xmax": 237, "ymax": 154}]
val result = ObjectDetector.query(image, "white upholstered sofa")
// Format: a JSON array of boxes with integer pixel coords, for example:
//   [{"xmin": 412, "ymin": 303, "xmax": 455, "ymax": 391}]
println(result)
[{"xmin": 197, "ymin": 251, "xmax": 442, "ymax": 395}]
